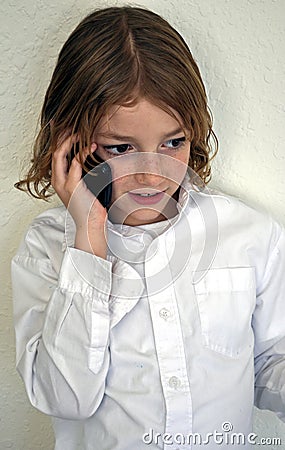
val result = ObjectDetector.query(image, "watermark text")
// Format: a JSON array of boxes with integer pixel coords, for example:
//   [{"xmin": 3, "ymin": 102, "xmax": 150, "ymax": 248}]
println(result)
[{"xmin": 142, "ymin": 422, "xmax": 282, "ymax": 446}]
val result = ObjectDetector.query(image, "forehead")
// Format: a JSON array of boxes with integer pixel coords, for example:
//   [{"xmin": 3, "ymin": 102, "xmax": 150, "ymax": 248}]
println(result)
[{"xmin": 97, "ymin": 98, "xmax": 183, "ymax": 133}]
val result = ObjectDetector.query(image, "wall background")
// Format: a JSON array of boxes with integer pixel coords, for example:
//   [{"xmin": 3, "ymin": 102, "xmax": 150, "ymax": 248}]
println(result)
[{"xmin": 1, "ymin": 0, "xmax": 284, "ymax": 448}]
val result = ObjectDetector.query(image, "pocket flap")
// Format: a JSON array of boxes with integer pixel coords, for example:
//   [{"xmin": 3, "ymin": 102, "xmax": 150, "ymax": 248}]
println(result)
[{"xmin": 194, "ymin": 267, "xmax": 255, "ymax": 294}]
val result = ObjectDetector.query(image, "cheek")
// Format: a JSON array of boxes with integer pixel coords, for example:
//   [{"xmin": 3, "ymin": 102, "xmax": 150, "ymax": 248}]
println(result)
[
  {"xmin": 168, "ymin": 146, "xmax": 190, "ymax": 182},
  {"xmin": 111, "ymin": 175, "xmax": 133, "ymax": 195},
  {"xmin": 176, "ymin": 144, "xmax": 191, "ymax": 164}
]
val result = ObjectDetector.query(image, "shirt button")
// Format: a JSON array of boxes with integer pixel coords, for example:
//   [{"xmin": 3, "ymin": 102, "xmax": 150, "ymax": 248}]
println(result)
[
  {"xmin": 168, "ymin": 376, "xmax": 181, "ymax": 389},
  {"xmin": 159, "ymin": 308, "xmax": 171, "ymax": 320}
]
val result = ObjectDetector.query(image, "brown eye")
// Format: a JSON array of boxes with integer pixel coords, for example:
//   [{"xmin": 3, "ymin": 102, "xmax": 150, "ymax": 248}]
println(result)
[
  {"xmin": 103, "ymin": 144, "xmax": 131, "ymax": 155},
  {"xmin": 163, "ymin": 137, "xmax": 186, "ymax": 149}
]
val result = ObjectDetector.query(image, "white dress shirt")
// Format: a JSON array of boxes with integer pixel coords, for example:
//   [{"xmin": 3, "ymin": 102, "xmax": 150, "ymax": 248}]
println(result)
[{"xmin": 12, "ymin": 178, "xmax": 285, "ymax": 449}]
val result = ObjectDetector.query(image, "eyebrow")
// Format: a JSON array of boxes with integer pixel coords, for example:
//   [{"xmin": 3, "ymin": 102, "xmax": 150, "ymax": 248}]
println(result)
[{"xmin": 97, "ymin": 127, "xmax": 185, "ymax": 142}]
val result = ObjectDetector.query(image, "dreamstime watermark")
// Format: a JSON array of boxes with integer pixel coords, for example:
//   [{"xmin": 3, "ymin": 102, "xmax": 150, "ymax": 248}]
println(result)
[{"xmin": 142, "ymin": 422, "xmax": 282, "ymax": 446}]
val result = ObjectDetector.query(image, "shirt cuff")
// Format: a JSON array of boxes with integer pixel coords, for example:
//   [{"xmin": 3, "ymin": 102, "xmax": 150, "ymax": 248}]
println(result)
[{"xmin": 59, "ymin": 247, "xmax": 112, "ymax": 301}]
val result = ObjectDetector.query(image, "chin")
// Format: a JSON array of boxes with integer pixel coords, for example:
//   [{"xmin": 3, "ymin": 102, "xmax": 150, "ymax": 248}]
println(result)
[{"xmin": 124, "ymin": 209, "xmax": 166, "ymax": 226}]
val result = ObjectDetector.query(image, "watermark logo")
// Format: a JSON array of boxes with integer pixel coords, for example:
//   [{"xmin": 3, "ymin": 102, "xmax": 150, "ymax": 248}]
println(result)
[{"xmin": 142, "ymin": 422, "xmax": 282, "ymax": 446}]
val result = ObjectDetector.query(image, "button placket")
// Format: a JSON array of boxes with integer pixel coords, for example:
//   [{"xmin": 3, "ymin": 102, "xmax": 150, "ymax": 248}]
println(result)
[
  {"xmin": 146, "ymin": 280, "xmax": 192, "ymax": 449},
  {"xmin": 145, "ymin": 236, "xmax": 193, "ymax": 449}
]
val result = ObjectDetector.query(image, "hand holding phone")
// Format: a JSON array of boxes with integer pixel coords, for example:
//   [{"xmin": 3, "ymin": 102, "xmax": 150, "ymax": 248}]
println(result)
[
  {"xmin": 70, "ymin": 143, "xmax": 112, "ymax": 208},
  {"xmin": 52, "ymin": 137, "xmax": 110, "ymax": 258}
]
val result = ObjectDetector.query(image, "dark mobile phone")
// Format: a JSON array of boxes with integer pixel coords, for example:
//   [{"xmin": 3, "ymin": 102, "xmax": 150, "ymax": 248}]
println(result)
[{"xmin": 69, "ymin": 144, "xmax": 112, "ymax": 208}]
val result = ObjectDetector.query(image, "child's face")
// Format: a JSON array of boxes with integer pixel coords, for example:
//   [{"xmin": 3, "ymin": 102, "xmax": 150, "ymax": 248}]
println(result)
[{"xmin": 94, "ymin": 98, "xmax": 191, "ymax": 226}]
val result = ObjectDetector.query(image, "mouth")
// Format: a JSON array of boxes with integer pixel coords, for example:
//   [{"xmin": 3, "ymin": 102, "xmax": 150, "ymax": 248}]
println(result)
[{"xmin": 128, "ymin": 189, "xmax": 166, "ymax": 205}]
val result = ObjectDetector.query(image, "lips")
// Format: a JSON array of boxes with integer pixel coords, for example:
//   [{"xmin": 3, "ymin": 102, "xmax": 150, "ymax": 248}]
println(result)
[{"xmin": 128, "ymin": 190, "xmax": 166, "ymax": 205}]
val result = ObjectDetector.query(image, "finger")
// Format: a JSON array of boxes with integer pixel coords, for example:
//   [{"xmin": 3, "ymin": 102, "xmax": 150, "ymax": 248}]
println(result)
[
  {"xmin": 51, "ymin": 135, "xmax": 77, "ymax": 188},
  {"xmin": 66, "ymin": 154, "xmax": 84, "ymax": 188},
  {"xmin": 67, "ymin": 143, "xmax": 97, "ymax": 187},
  {"xmin": 76, "ymin": 142, "xmax": 97, "ymax": 162}
]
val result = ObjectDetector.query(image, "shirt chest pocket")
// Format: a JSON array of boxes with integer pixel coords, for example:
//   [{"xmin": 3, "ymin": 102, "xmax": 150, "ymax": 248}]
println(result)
[{"xmin": 193, "ymin": 267, "xmax": 256, "ymax": 358}]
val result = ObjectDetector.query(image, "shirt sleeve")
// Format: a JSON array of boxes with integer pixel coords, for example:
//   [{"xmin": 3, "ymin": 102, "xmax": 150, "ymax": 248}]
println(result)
[
  {"xmin": 11, "ymin": 223, "xmax": 144, "ymax": 420},
  {"xmin": 253, "ymin": 222, "xmax": 285, "ymax": 421}
]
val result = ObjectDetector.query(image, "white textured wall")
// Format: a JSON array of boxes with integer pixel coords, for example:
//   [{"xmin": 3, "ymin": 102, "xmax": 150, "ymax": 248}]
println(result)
[{"xmin": 1, "ymin": 0, "xmax": 284, "ymax": 448}]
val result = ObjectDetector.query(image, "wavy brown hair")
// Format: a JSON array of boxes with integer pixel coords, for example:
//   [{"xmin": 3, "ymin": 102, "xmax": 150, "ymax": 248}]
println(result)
[{"xmin": 15, "ymin": 6, "xmax": 218, "ymax": 200}]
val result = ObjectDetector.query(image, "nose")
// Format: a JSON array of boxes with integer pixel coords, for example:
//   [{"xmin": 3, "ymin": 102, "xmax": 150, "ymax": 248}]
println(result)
[
  {"xmin": 134, "ymin": 153, "xmax": 164, "ymax": 186},
  {"xmin": 135, "ymin": 171, "xmax": 163, "ymax": 186}
]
